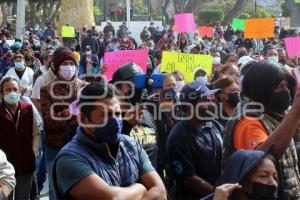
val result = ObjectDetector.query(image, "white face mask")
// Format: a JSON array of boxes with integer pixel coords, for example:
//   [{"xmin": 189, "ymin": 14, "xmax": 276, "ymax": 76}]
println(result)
[
  {"xmin": 268, "ymin": 56, "xmax": 279, "ymax": 63},
  {"xmin": 59, "ymin": 65, "xmax": 76, "ymax": 81},
  {"xmin": 176, "ymin": 81, "xmax": 185, "ymax": 92},
  {"xmin": 86, "ymin": 51, "xmax": 92, "ymax": 56}
]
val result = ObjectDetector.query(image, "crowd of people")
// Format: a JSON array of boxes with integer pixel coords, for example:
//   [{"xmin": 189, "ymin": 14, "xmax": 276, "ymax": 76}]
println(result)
[{"xmin": 0, "ymin": 19, "xmax": 300, "ymax": 200}]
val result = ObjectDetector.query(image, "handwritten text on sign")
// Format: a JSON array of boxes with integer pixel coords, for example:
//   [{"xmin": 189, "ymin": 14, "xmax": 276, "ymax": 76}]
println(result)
[
  {"xmin": 104, "ymin": 50, "xmax": 148, "ymax": 80},
  {"xmin": 244, "ymin": 18, "xmax": 274, "ymax": 39},
  {"xmin": 160, "ymin": 51, "xmax": 213, "ymax": 82}
]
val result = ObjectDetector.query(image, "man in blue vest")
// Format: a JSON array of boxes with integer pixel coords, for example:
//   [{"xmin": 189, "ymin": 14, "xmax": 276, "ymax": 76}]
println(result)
[{"xmin": 53, "ymin": 83, "xmax": 167, "ymax": 200}]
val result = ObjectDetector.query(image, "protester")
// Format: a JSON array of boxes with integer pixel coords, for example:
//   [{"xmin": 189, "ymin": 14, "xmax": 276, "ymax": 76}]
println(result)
[
  {"xmin": 53, "ymin": 83, "xmax": 167, "ymax": 200},
  {"xmin": 203, "ymin": 150, "xmax": 278, "ymax": 200},
  {"xmin": 0, "ymin": 149, "xmax": 15, "ymax": 199},
  {"xmin": 166, "ymin": 81, "xmax": 223, "ymax": 199},
  {"xmin": 214, "ymin": 77, "xmax": 240, "ymax": 127},
  {"xmin": 0, "ymin": 50, "xmax": 14, "ymax": 79},
  {"xmin": 40, "ymin": 47, "xmax": 86, "ymax": 200},
  {"xmin": 78, "ymin": 46, "xmax": 99, "ymax": 81},
  {"xmin": 223, "ymin": 60, "xmax": 300, "ymax": 199},
  {"xmin": 5, "ymin": 54, "xmax": 34, "ymax": 96},
  {"xmin": 0, "ymin": 76, "xmax": 40, "ymax": 200},
  {"xmin": 103, "ymin": 20, "xmax": 115, "ymax": 37}
]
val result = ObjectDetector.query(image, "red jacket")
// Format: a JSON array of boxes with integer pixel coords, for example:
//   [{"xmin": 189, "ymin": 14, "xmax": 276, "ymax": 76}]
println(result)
[{"xmin": 0, "ymin": 102, "xmax": 35, "ymax": 176}]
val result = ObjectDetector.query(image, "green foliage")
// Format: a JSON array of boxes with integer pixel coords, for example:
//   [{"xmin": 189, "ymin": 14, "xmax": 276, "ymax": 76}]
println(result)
[
  {"xmin": 198, "ymin": 10, "xmax": 224, "ymax": 25},
  {"xmin": 93, "ymin": 5, "xmax": 101, "ymax": 16},
  {"xmin": 281, "ymin": 0, "xmax": 300, "ymax": 17},
  {"xmin": 239, "ymin": 3, "xmax": 271, "ymax": 19}
]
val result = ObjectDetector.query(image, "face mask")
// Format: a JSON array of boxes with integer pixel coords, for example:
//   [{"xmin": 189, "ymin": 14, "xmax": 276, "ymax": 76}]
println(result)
[
  {"xmin": 268, "ymin": 56, "xmax": 279, "ymax": 63},
  {"xmin": 176, "ymin": 81, "xmax": 185, "ymax": 92},
  {"xmin": 216, "ymin": 46, "xmax": 223, "ymax": 52},
  {"xmin": 196, "ymin": 76, "xmax": 208, "ymax": 85},
  {"xmin": 269, "ymin": 90, "xmax": 292, "ymax": 114},
  {"xmin": 163, "ymin": 35, "xmax": 168, "ymax": 39},
  {"xmin": 194, "ymin": 36, "xmax": 199, "ymax": 40},
  {"xmin": 212, "ymin": 45, "xmax": 216, "ymax": 49},
  {"xmin": 162, "ymin": 88, "xmax": 177, "ymax": 101},
  {"xmin": 123, "ymin": 38, "xmax": 128, "ymax": 42},
  {"xmin": 198, "ymin": 105, "xmax": 216, "ymax": 120},
  {"xmin": 227, "ymin": 92, "xmax": 240, "ymax": 107},
  {"xmin": 95, "ymin": 118, "xmax": 123, "ymax": 144},
  {"xmin": 59, "ymin": 65, "xmax": 76, "ymax": 81},
  {"xmin": 238, "ymin": 52, "xmax": 247, "ymax": 58},
  {"xmin": 99, "ymin": 39, "xmax": 104, "ymax": 42},
  {"xmin": 279, "ymin": 59, "xmax": 286, "ymax": 65},
  {"xmin": 86, "ymin": 51, "xmax": 92, "ymax": 56},
  {"xmin": 15, "ymin": 61, "xmax": 25, "ymax": 69},
  {"xmin": 4, "ymin": 92, "xmax": 21, "ymax": 105},
  {"xmin": 247, "ymin": 182, "xmax": 278, "ymax": 200}
]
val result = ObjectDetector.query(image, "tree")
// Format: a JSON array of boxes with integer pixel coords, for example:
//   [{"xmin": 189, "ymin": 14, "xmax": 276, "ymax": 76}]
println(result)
[
  {"xmin": 284, "ymin": 0, "xmax": 300, "ymax": 27},
  {"xmin": 225, "ymin": 0, "xmax": 248, "ymax": 24},
  {"xmin": 57, "ymin": 0, "xmax": 95, "ymax": 33}
]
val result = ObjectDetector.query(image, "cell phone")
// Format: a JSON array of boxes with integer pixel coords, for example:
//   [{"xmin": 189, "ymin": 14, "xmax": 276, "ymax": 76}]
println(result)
[{"xmin": 135, "ymin": 73, "xmax": 164, "ymax": 89}]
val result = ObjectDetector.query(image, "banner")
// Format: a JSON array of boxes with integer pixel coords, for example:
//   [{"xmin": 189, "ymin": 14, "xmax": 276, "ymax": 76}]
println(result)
[
  {"xmin": 160, "ymin": 51, "xmax": 213, "ymax": 82},
  {"xmin": 174, "ymin": 13, "xmax": 196, "ymax": 33},
  {"xmin": 198, "ymin": 26, "xmax": 214, "ymax": 38},
  {"xmin": 285, "ymin": 37, "xmax": 300, "ymax": 57},
  {"xmin": 244, "ymin": 18, "xmax": 274, "ymax": 39},
  {"xmin": 61, "ymin": 26, "xmax": 75, "ymax": 38},
  {"xmin": 232, "ymin": 18, "xmax": 245, "ymax": 31},
  {"xmin": 104, "ymin": 50, "xmax": 148, "ymax": 80}
]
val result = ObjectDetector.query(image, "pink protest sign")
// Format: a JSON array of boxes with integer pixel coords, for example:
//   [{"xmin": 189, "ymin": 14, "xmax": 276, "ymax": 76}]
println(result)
[
  {"xmin": 174, "ymin": 13, "xmax": 196, "ymax": 33},
  {"xmin": 104, "ymin": 50, "xmax": 148, "ymax": 80},
  {"xmin": 285, "ymin": 37, "xmax": 300, "ymax": 57}
]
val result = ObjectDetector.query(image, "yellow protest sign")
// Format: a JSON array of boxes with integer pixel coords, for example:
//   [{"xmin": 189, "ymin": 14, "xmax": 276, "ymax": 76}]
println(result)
[
  {"xmin": 160, "ymin": 51, "xmax": 213, "ymax": 83},
  {"xmin": 244, "ymin": 18, "xmax": 274, "ymax": 39},
  {"xmin": 61, "ymin": 26, "xmax": 75, "ymax": 38}
]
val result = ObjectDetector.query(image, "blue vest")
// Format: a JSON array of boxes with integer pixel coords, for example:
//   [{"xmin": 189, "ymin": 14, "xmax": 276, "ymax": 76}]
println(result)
[{"xmin": 53, "ymin": 128, "xmax": 141, "ymax": 199}]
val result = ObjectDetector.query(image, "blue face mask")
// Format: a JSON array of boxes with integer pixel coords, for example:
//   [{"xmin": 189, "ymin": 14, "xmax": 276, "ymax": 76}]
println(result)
[
  {"xmin": 216, "ymin": 46, "xmax": 223, "ymax": 52},
  {"xmin": 15, "ymin": 61, "xmax": 25, "ymax": 69},
  {"xmin": 196, "ymin": 76, "xmax": 208, "ymax": 85},
  {"xmin": 4, "ymin": 92, "xmax": 21, "ymax": 105},
  {"xmin": 95, "ymin": 118, "xmax": 123, "ymax": 144},
  {"xmin": 162, "ymin": 88, "xmax": 177, "ymax": 101}
]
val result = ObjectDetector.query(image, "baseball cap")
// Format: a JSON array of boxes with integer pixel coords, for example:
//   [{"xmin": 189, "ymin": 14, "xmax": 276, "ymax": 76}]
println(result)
[
  {"xmin": 180, "ymin": 81, "xmax": 221, "ymax": 103},
  {"xmin": 110, "ymin": 63, "xmax": 143, "ymax": 83}
]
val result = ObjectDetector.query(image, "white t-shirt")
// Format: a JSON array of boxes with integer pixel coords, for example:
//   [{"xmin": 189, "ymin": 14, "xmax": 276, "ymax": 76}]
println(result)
[{"xmin": 5, "ymin": 67, "xmax": 34, "ymax": 96}]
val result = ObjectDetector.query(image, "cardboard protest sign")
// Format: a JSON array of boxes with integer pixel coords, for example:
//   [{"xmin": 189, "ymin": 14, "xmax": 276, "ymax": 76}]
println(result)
[
  {"xmin": 61, "ymin": 26, "xmax": 75, "ymax": 38},
  {"xmin": 174, "ymin": 13, "xmax": 196, "ymax": 33},
  {"xmin": 285, "ymin": 37, "xmax": 300, "ymax": 57},
  {"xmin": 232, "ymin": 18, "xmax": 245, "ymax": 31},
  {"xmin": 104, "ymin": 50, "xmax": 148, "ymax": 80},
  {"xmin": 244, "ymin": 18, "xmax": 274, "ymax": 39},
  {"xmin": 198, "ymin": 26, "xmax": 214, "ymax": 38},
  {"xmin": 160, "ymin": 51, "xmax": 213, "ymax": 82}
]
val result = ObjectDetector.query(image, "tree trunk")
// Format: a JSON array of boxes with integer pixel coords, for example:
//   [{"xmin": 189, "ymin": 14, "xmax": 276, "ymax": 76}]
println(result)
[
  {"xmin": 225, "ymin": 0, "xmax": 248, "ymax": 24},
  {"xmin": 57, "ymin": 0, "xmax": 95, "ymax": 33},
  {"xmin": 286, "ymin": 0, "xmax": 300, "ymax": 27},
  {"xmin": 162, "ymin": 0, "xmax": 170, "ymax": 23}
]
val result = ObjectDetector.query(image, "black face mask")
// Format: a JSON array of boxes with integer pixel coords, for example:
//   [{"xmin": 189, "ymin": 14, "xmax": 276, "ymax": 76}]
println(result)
[
  {"xmin": 279, "ymin": 59, "xmax": 286, "ymax": 65},
  {"xmin": 198, "ymin": 105, "xmax": 216, "ymax": 121},
  {"xmin": 227, "ymin": 92, "xmax": 240, "ymax": 108},
  {"xmin": 268, "ymin": 90, "xmax": 292, "ymax": 114},
  {"xmin": 247, "ymin": 182, "xmax": 278, "ymax": 200},
  {"xmin": 238, "ymin": 52, "xmax": 247, "ymax": 58}
]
